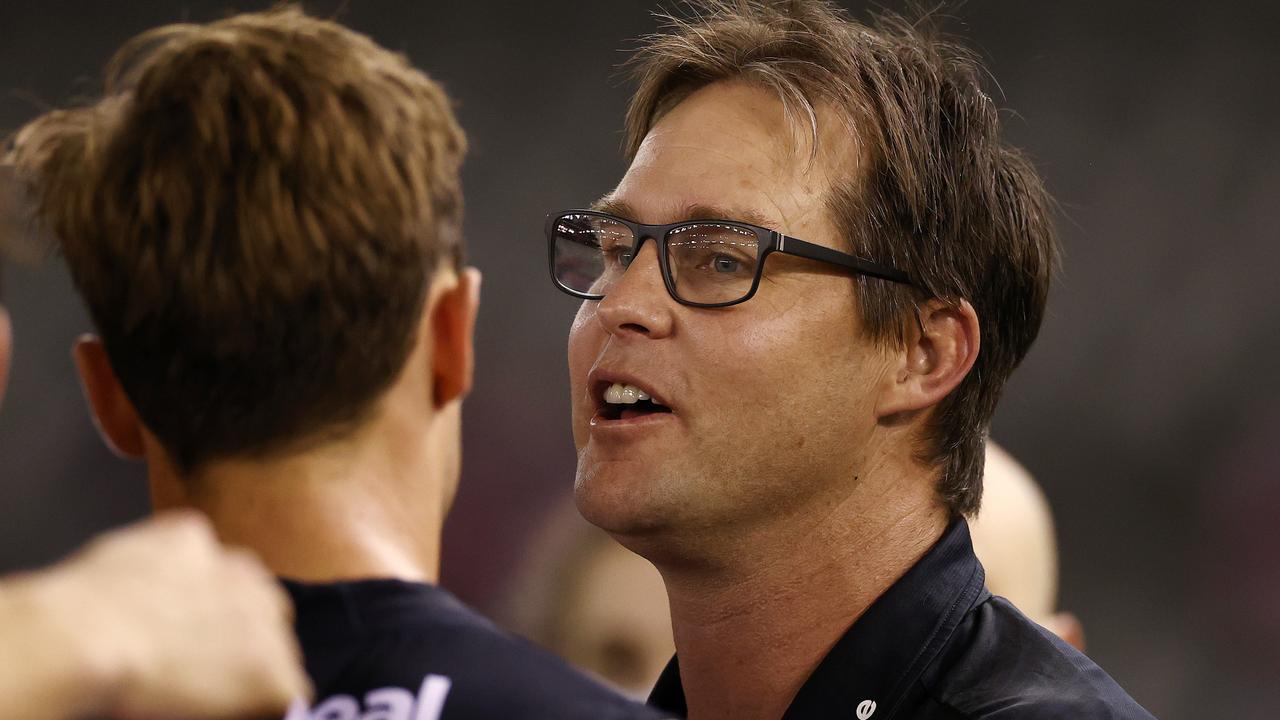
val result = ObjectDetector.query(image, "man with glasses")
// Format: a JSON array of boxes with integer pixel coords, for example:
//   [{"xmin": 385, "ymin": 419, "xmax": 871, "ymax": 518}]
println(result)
[{"xmin": 548, "ymin": 2, "xmax": 1152, "ymax": 718}]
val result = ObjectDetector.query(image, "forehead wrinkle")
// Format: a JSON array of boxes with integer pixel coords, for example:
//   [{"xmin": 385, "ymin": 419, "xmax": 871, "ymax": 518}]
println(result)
[
  {"xmin": 605, "ymin": 144, "xmax": 802, "ymax": 232},
  {"xmin": 634, "ymin": 105, "xmax": 795, "ymax": 182},
  {"xmin": 681, "ymin": 126, "xmax": 853, "ymax": 242},
  {"xmin": 655, "ymin": 80, "xmax": 863, "ymax": 199},
  {"xmin": 609, "ymin": 87, "xmax": 857, "ymax": 240},
  {"xmin": 686, "ymin": 85, "xmax": 856, "ymax": 196}
]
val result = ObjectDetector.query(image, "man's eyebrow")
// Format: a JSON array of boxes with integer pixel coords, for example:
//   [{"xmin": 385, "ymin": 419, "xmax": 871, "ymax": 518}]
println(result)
[
  {"xmin": 588, "ymin": 196, "xmax": 783, "ymax": 232},
  {"xmin": 589, "ymin": 196, "xmax": 637, "ymax": 219},
  {"xmin": 682, "ymin": 204, "xmax": 781, "ymax": 232}
]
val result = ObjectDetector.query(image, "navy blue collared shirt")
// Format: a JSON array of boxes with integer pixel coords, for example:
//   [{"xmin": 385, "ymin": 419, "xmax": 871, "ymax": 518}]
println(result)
[{"xmin": 649, "ymin": 520, "xmax": 1154, "ymax": 719}]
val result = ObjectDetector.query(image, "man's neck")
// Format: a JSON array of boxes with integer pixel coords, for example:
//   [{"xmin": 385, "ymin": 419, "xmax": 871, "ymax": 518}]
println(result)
[
  {"xmin": 656, "ymin": 475, "xmax": 948, "ymax": 720},
  {"xmin": 153, "ymin": 412, "xmax": 453, "ymax": 585}
]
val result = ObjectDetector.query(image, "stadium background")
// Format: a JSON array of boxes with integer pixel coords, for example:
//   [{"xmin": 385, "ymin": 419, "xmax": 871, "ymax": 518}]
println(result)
[{"xmin": 2, "ymin": 2, "xmax": 1277, "ymax": 717}]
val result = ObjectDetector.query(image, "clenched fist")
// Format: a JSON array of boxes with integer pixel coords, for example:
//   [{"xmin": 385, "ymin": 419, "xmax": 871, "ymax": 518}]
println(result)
[{"xmin": 0, "ymin": 511, "xmax": 310, "ymax": 719}]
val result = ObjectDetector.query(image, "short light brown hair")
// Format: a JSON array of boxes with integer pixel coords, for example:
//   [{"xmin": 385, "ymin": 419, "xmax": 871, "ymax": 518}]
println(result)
[
  {"xmin": 7, "ymin": 6, "xmax": 466, "ymax": 473},
  {"xmin": 624, "ymin": 0, "xmax": 1057, "ymax": 517},
  {"xmin": 0, "ymin": 173, "xmax": 13, "ymax": 301},
  {"xmin": 0, "ymin": 167, "xmax": 30, "ymax": 301}
]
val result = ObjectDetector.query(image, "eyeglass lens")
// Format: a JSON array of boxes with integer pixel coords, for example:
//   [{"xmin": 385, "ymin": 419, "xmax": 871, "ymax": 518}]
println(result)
[{"xmin": 552, "ymin": 213, "xmax": 762, "ymax": 305}]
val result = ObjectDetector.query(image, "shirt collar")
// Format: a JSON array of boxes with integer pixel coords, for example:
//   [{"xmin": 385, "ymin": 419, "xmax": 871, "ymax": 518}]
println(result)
[{"xmin": 649, "ymin": 519, "xmax": 987, "ymax": 719}]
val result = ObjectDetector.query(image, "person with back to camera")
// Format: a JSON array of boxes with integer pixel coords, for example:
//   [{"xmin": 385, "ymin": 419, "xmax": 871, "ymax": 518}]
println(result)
[
  {"xmin": 0, "ymin": 168, "xmax": 308, "ymax": 720},
  {"xmin": 8, "ymin": 7, "xmax": 668, "ymax": 719}
]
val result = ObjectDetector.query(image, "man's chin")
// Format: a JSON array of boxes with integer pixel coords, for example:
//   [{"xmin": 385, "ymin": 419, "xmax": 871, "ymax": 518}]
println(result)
[{"xmin": 573, "ymin": 469, "xmax": 674, "ymax": 538}]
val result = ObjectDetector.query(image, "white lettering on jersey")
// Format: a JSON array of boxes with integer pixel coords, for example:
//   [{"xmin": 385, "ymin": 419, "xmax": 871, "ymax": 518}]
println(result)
[
  {"xmin": 362, "ymin": 686, "xmax": 414, "ymax": 720},
  {"xmin": 312, "ymin": 695, "xmax": 359, "ymax": 719},
  {"xmin": 284, "ymin": 674, "xmax": 452, "ymax": 720},
  {"xmin": 413, "ymin": 675, "xmax": 452, "ymax": 720}
]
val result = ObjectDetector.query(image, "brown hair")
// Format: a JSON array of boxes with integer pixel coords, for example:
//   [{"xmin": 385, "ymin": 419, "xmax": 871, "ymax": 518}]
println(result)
[
  {"xmin": 6, "ymin": 6, "xmax": 466, "ymax": 473},
  {"xmin": 0, "ymin": 173, "xmax": 12, "ymax": 300},
  {"xmin": 0, "ymin": 167, "xmax": 29, "ymax": 300},
  {"xmin": 624, "ymin": 0, "xmax": 1057, "ymax": 516}
]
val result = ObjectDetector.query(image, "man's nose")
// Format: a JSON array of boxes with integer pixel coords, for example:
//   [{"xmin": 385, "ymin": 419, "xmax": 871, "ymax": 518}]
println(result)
[{"xmin": 595, "ymin": 240, "xmax": 675, "ymax": 339}]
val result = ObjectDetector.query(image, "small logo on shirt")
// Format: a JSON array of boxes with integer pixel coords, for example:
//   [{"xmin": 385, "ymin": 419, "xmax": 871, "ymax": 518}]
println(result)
[
  {"xmin": 284, "ymin": 674, "xmax": 451, "ymax": 720},
  {"xmin": 856, "ymin": 699, "xmax": 877, "ymax": 720}
]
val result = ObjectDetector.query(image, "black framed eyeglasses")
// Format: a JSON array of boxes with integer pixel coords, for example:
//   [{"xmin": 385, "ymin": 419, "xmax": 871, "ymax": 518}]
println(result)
[{"xmin": 546, "ymin": 209, "xmax": 915, "ymax": 308}]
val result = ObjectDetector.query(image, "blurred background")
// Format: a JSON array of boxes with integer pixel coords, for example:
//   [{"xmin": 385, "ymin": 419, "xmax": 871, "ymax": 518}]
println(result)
[{"xmin": 1, "ymin": 1, "xmax": 1277, "ymax": 717}]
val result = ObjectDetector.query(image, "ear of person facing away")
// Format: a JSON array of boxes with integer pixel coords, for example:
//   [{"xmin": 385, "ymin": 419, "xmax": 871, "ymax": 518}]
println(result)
[
  {"xmin": 68, "ymin": 266, "xmax": 481, "ymax": 582},
  {"xmin": 5, "ymin": 10, "xmax": 481, "ymax": 581},
  {"xmin": 0, "ymin": 153, "xmax": 308, "ymax": 720}
]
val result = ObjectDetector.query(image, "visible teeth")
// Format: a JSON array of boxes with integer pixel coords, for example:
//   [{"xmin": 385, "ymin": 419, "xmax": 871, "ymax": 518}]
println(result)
[{"xmin": 604, "ymin": 383, "xmax": 652, "ymax": 405}]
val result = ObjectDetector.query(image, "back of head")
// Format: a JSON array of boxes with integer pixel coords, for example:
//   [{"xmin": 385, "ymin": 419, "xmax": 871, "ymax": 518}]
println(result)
[
  {"xmin": 6, "ymin": 7, "xmax": 466, "ymax": 473},
  {"xmin": 624, "ymin": 0, "xmax": 1058, "ymax": 516}
]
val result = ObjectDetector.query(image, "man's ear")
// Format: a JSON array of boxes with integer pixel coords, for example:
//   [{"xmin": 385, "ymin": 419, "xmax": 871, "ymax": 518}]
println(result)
[
  {"xmin": 430, "ymin": 267, "xmax": 481, "ymax": 409},
  {"xmin": 875, "ymin": 298, "xmax": 980, "ymax": 419},
  {"xmin": 72, "ymin": 336, "xmax": 146, "ymax": 458},
  {"xmin": 0, "ymin": 306, "xmax": 11, "ymax": 409}
]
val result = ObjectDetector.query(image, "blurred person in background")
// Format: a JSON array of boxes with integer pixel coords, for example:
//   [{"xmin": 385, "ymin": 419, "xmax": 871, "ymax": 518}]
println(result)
[
  {"xmin": 548, "ymin": 1, "xmax": 1152, "ymax": 718},
  {"xmin": 507, "ymin": 443, "xmax": 1084, "ymax": 698},
  {"xmin": 0, "ymin": 174, "xmax": 308, "ymax": 718},
  {"xmin": 505, "ymin": 499, "xmax": 672, "ymax": 700},
  {"xmin": 7, "ymin": 7, "xmax": 664, "ymax": 720},
  {"xmin": 972, "ymin": 442, "xmax": 1084, "ymax": 651}
]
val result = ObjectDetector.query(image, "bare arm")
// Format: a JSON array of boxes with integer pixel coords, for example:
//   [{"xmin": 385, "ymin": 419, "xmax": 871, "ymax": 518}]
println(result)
[{"xmin": 0, "ymin": 512, "xmax": 309, "ymax": 720}]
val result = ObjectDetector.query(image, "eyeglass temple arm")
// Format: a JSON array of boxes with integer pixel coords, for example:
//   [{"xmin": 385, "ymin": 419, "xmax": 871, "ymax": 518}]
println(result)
[{"xmin": 775, "ymin": 234, "xmax": 914, "ymax": 286}]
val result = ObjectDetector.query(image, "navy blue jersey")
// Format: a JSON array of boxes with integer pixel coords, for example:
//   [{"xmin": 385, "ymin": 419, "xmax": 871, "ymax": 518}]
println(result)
[
  {"xmin": 650, "ymin": 521, "xmax": 1154, "ymax": 720},
  {"xmin": 282, "ymin": 579, "xmax": 669, "ymax": 720}
]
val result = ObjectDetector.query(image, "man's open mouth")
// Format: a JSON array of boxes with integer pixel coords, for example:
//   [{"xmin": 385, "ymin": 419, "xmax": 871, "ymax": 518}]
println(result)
[{"xmin": 597, "ymin": 382, "xmax": 674, "ymax": 421}]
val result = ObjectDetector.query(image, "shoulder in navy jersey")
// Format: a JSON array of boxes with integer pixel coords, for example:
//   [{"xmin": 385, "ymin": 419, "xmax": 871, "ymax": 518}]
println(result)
[{"xmin": 282, "ymin": 579, "xmax": 670, "ymax": 720}]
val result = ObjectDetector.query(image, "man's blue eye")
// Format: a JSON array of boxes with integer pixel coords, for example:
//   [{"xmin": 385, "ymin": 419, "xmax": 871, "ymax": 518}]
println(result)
[
  {"xmin": 615, "ymin": 248, "xmax": 635, "ymax": 267},
  {"xmin": 713, "ymin": 256, "xmax": 741, "ymax": 273}
]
